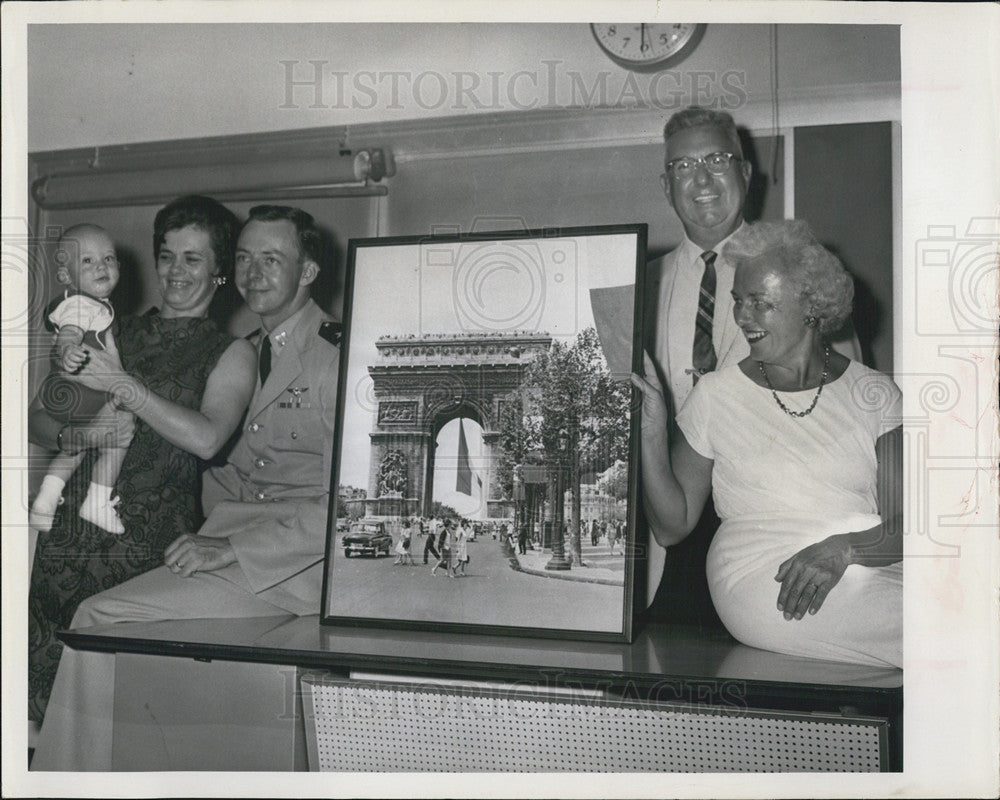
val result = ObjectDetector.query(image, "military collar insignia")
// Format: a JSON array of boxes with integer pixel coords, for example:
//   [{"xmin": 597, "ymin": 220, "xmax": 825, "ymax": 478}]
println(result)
[
  {"xmin": 246, "ymin": 327, "xmax": 289, "ymax": 350},
  {"xmin": 319, "ymin": 321, "xmax": 342, "ymax": 347}
]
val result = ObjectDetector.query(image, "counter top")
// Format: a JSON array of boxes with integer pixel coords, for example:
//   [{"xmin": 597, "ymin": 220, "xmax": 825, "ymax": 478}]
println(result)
[{"xmin": 60, "ymin": 615, "xmax": 902, "ymax": 700}]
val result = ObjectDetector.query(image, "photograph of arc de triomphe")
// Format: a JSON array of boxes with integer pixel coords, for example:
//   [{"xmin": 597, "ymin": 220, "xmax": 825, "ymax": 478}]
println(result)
[{"xmin": 322, "ymin": 227, "xmax": 644, "ymax": 639}]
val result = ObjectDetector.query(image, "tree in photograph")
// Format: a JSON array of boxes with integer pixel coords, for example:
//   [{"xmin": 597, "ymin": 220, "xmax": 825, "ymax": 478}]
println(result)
[
  {"xmin": 520, "ymin": 327, "xmax": 631, "ymax": 565},
  {"xmin": 428, "ymin": 501, "xmax": 460, "ymax": 521},
  {"xmin": 597, "ymin": 459, "xmax": 629, "ymax": 502},
  {"xmin": 582, "ymin": 330, "xmax": 632, "ymax": 473},
  {"xmin": 491, "ymin": 327, "xmax": 631, "ymax": 565},
  {"xmin": 493, "ymin": 395, "xmax": 537, "ymax": 502}
]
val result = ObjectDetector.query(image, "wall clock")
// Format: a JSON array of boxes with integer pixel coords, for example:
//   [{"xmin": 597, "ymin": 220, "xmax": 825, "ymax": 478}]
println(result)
[{"xmin": 590, "ymin": 23, "xmax": 706, "ymax": 71}]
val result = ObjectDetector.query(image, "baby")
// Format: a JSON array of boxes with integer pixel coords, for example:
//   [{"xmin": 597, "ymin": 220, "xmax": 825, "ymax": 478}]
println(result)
[{"xmin": 30, "ymin": 224, "xmax": 133, "ymax": 534}]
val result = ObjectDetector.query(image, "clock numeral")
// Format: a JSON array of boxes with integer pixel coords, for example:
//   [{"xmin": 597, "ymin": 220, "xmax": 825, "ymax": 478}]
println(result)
[{"xmin": 592, "ymin": 21, "xmax": 704, "ymax": 66}]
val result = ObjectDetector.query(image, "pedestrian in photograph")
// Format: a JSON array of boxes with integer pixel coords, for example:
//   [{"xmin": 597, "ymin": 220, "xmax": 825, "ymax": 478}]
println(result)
[
  {"xmin": 394, "ymin": 519, "xmax": 414, "ymax": 565},
  {"xmin": 455, "ymin": 522, "xmax": 470, "ymax": 576},
  {"xmin": 432, "ymin": 519, "xmax": 455, "ymax": 577},
  {"xmin": 422, "ymin": 520, "xmax": 440, "ymax": 565},
  {"xmin": 517, "ymin": 523, "xmax": 528, "ymax": 555}
]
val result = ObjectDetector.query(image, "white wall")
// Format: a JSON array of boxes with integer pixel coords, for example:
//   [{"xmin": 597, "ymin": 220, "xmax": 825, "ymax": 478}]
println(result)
[
  {"xmin": 26, "ymin": 22, "xmax": 900, "ymax": 374},
  {"xmin": 28, "ymin": 23, "xmax": 899, "ymax": 151}
]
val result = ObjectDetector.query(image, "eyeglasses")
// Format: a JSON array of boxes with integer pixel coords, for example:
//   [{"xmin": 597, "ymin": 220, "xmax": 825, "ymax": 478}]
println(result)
[{"xmin": 663, "ymin": 152, "xmax": 740, "ymax": 179}]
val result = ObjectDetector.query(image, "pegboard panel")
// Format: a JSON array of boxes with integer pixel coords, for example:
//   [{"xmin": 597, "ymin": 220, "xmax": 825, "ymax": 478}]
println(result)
[{"xmin": 301, "ymin": 676, "xmax": 887, "ymax": 772}]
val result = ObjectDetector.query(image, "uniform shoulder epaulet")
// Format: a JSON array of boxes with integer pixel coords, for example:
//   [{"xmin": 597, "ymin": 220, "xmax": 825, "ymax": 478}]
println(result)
[
  {"xmin": 245, "ymin": 328, "xmax": 261, "ymax": 341},
  {"xmin": 318, "ymin": 320, "xmax": 342, "ymax": 347}
]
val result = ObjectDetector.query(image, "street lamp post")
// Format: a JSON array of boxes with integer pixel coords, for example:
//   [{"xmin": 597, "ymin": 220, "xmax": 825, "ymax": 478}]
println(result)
[
  {"xmin": 512, "ymin": 465, "xmax": 524, "ymax": 547},
  {"xmin": 546, "ymin": 431, "xmax": 571, "ymax": 571}
]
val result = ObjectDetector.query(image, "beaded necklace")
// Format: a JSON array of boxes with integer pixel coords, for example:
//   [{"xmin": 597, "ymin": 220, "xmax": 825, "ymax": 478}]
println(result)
[{"xmin": 757, "ymin": 345, "xmax": 830, "ymax": 418}]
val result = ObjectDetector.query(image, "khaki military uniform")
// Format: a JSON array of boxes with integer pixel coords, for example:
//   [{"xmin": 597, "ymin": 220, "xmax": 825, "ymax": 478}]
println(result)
[{"xmin": 199, "ymin": 298, "xmax": 341, "ymax": 615}]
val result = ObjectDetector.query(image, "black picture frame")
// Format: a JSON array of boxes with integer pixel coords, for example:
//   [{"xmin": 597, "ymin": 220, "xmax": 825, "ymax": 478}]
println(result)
[{"xmin": 321, "ymin": 224, "xmax": 647, "ymax": 643}]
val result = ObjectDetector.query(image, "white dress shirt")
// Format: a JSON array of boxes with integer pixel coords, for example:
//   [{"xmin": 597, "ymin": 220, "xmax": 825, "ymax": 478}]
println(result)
[{"xmin": 653, "ymin": 225, "xmax": 747, "ymax": 413}]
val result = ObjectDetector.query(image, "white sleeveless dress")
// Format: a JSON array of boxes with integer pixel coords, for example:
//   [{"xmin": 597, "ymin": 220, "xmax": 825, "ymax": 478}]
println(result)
[{"xmin": 676, "ymin": 360, "xmax": 902, "ymax": 668}]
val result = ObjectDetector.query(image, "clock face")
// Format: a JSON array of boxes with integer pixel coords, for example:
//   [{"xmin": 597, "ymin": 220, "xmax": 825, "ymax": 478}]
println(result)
[{"xmin": 591, "ymin": 23, "xmax": 706, "ymax": 69}]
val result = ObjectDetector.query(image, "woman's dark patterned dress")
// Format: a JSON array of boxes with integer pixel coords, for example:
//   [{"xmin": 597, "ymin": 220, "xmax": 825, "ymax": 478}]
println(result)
[{"xmin": 28, "ymin": 314, "xmax": 233, "ymax": 720}]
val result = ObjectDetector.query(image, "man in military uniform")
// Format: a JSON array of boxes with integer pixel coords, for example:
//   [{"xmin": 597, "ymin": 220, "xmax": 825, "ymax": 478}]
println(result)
[
  {"xmin": 163, "ymin": 204, "xmax": 341, "ymax": 615},
  {"xmin": 33, "ymin": 205, "xmax": 341, "ymax": 770}
]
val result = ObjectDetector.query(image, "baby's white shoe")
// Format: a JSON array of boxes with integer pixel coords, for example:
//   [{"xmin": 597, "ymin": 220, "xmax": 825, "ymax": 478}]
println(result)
[
  {"xmin": 29, "ymin": 475, "xmax": 67, "ymax": 532},
  {"xmin": 29, "ymin": 495, "xmax": 64, "ymax": 531},
  {"xmin": 80, "ymin": 485, "xmax": 125, "ymax": 535}
]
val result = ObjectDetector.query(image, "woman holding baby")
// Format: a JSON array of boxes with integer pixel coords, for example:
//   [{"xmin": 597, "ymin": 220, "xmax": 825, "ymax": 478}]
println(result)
[{"xmin": 27, "ymin": 195, "xmax": 256, "ymax": 722}]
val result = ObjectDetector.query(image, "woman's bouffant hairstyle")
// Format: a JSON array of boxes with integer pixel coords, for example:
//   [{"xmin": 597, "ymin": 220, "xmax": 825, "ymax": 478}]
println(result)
[
  {"xmin": 153, "ymin": 196, "xmax": 241, "ymax": 282},
  {"xmin": 724, "ymin": 220, "xmax": 854, "ymax": 336}
]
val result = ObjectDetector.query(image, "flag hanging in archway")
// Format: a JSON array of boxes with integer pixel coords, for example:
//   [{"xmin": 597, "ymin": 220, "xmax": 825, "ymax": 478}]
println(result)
[{"xmin": 456, "ymin": 418, "xmax": 472, "ymax": 495}]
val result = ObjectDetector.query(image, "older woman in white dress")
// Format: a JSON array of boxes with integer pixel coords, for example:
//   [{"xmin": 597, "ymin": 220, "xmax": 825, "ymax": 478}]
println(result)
[{"xmin": 634, "ymin": 220, "xmax": 902, "ymax": 668}]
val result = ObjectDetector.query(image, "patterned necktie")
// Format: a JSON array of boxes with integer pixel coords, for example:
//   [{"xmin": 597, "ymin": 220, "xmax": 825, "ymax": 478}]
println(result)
[
  {"xmin": 259, "ymin": 334, "xmax": 272, "ymax": 385},
  {"xmin": 692, "ymin": 250, "xmax": 718, "ymax": 384}
]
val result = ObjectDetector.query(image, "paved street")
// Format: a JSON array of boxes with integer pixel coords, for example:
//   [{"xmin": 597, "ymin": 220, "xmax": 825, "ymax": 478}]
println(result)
[
  {"xmin": 514, "ymin": 534, "xmax": 625, "ymax": 584},
  {"xmin": 327, "ymin": 533, "xmax": 624, "ymax": 634},
  {"xmin": 579, "ymin": 536, "xmax": 627, "ymax": 573}
]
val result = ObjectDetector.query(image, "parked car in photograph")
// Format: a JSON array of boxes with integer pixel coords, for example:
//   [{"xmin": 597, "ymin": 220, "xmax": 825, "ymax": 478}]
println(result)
[{"xmin": 343, "ymin": 520, "xmax": 392, "ymax": 558}]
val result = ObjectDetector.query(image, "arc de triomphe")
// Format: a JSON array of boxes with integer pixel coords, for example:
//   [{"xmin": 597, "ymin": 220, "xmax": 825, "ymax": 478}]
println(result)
[{"xmin": 364, "ymin": 331, "xmax": 552, "ymax": 518}]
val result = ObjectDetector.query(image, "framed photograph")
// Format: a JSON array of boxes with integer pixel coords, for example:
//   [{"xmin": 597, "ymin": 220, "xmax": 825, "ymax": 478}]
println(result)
[{"xmin": 321, "ymin": 224, "xmax": 647, "ymax": 642}]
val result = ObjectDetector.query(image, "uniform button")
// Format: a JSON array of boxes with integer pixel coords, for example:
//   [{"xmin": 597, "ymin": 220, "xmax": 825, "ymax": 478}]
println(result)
[
  {"xmin": 249, "ymin": 423, "xmax": 260, "ymax": 433},
  {"xmin": 255, "ymin": 491, "xmax": 267, "ymax": 501},
  {"xmin": 254, "ymin": 457, "xmax": 266, "ymax": 469},
  {"xmin": 290, "ymin": 431, "xmax": 298, "ymax": 439}
]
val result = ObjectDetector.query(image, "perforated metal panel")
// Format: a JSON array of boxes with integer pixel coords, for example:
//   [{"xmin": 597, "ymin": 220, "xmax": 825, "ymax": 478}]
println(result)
[{"xmin": 301, "ymin": 676, "xmax": 887, "ymax": 772}]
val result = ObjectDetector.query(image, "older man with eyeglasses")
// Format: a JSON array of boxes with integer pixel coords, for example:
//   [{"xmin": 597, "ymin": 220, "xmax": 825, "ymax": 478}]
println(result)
[{"xmin": 642, "ymin": 106, "xmax": 860, "ymax": 627}]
